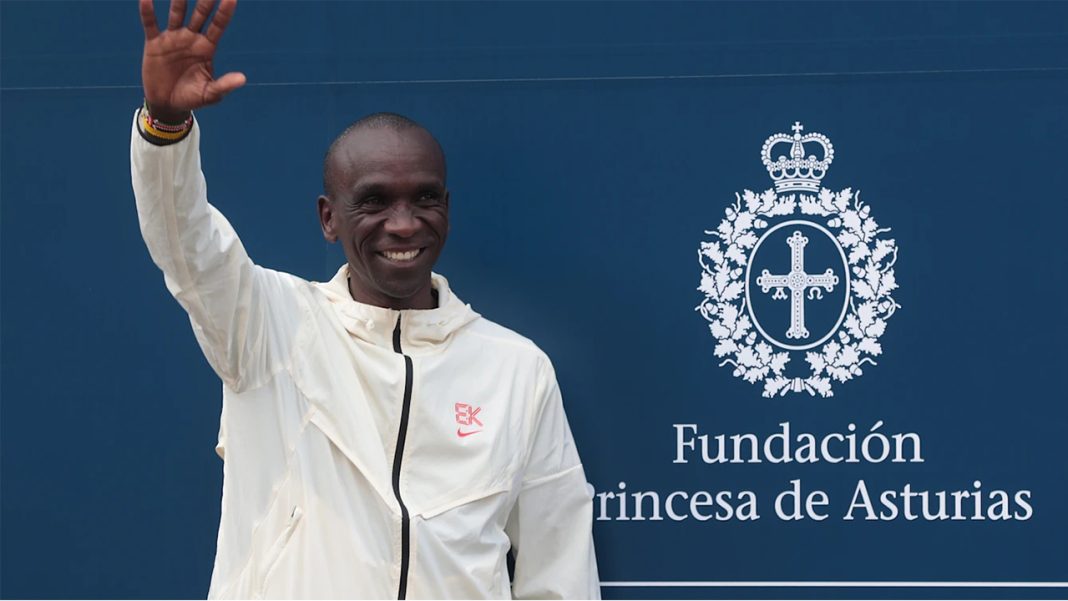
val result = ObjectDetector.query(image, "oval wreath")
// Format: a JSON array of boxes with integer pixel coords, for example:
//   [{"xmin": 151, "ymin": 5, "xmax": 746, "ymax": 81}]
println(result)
[{"xmin": 697, "ymin": 188, "xmax": 900, "ymax": 397}]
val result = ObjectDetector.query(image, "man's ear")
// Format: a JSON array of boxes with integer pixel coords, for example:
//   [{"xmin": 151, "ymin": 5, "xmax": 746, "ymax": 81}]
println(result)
[{"xmin": 318, "ymin": 195, "xmax": 338, "ymax": 243}]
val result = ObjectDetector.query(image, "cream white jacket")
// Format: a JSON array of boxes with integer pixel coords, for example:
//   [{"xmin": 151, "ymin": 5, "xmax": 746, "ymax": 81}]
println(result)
[{"xmin": 130, "ymin": 115, "xmax": 600, "ymax": 599}]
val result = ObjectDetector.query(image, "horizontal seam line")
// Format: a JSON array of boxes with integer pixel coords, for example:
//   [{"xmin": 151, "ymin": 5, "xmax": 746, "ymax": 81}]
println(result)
[
  {"xmin": 3, "ymin": 65, "xmax": 1068, "ymax": 91},
  {"xmin": 600, "ymin": 581, "xmax": 1068, "ymax": 588}
]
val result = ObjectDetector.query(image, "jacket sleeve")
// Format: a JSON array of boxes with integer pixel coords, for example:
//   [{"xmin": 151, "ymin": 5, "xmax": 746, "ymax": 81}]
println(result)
[
  {"xmin": 130, "ymin": 111, "xmax": 296, "ymax": 392},
  {"xmin": 506, "ymin": 357, "xmax": 601, "ymax": 600}
]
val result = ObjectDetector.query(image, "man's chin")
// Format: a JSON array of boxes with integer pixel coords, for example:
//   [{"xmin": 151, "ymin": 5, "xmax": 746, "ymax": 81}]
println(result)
[{"xmin": 371, "ymin": 274, "xmax": 435, "ymax": 307}]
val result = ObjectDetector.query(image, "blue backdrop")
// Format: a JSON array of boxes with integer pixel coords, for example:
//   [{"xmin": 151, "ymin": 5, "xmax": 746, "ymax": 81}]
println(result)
[{"xmin": 3, "ymin": 1, "xmax": 1067, "ymax": 598}]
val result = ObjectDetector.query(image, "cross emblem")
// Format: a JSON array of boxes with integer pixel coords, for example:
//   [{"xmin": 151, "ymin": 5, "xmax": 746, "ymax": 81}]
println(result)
[{"xmin": 756, "ymin": 230, "xmax": 839, "ymax": 340}]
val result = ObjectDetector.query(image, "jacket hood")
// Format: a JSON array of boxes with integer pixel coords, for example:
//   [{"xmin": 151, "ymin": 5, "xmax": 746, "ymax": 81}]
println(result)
[{"xmin": 315, "ymin": 264, "xmax": 481, "ymax": 353}]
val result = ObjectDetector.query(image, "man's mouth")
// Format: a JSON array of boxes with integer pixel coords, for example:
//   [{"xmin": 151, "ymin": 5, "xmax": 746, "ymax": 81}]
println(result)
[{"xmin": 377, "ymin": 248, "xmax": 425, "ymax": 263}]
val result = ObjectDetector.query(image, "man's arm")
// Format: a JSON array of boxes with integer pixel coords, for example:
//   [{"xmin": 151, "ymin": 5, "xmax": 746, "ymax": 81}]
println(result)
[
  {"xmin": 132, "ymin": 0, "xmax": 293, "ymax": 391},
  {"xmin": 505, "ymin": 357, "xmax": 601, "ymax": 599}
]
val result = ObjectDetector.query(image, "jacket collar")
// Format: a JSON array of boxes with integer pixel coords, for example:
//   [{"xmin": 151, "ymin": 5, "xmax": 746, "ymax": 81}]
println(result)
[{"xmin": 315, "ymin": 264, "xmax": 480, "ymax": 353}]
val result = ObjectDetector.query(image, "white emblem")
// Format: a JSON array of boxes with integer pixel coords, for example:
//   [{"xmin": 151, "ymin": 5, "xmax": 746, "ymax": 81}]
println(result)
[{"xmin": 697, "ymin": 122, "xmax": 900, "ymax": 397}]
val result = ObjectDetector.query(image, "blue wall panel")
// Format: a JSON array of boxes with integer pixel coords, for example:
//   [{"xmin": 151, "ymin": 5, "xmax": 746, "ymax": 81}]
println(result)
[{"xmin": 3, "ymin": 2, "xmax": 1067, "ymax": 598}]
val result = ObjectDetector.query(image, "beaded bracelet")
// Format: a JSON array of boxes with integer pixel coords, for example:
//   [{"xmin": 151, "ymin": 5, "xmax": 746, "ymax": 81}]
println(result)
[{"xmin": 138, "ymin": 101, "xmax": 194, "ymax": 144}]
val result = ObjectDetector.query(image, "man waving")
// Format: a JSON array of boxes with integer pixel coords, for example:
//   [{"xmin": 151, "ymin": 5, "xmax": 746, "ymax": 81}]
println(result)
[{"xmin": 131, "ymin": 0, "xmax": 600, "ymax": 597}]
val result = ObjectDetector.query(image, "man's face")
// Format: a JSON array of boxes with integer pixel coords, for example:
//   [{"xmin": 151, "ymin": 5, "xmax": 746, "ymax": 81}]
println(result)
[{"xmin": 318, "ymin": 127, "xmax": 449, "ymax": 309}]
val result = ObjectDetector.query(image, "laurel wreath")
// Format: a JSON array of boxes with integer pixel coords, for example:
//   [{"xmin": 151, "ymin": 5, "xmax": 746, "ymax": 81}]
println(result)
[{"xmin": 697, "ymin": 188, "xmax": 900, "ymax": 397}]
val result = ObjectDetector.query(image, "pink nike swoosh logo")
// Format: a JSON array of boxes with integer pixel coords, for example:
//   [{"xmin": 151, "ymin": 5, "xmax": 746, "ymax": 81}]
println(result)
[{"xmin": 457, "ymin": 428, "xmax": 482, "ymax": 438}]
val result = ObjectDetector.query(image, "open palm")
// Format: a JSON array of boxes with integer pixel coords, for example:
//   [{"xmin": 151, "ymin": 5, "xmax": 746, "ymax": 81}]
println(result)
[{"xmin": 140, "ymin": 0, "xmax": 245, "ymax": 120}]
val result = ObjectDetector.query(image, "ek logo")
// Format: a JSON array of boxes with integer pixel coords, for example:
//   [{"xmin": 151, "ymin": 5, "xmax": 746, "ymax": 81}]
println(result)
[{"xmin": 455, "ymin": 403, "xmax": 483, "ymax": 438}]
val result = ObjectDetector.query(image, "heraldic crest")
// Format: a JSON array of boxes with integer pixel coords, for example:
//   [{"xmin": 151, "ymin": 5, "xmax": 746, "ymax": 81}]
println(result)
[{"xmin": 697, "ymin": 122, "xmax": 900, "ymax": 397}]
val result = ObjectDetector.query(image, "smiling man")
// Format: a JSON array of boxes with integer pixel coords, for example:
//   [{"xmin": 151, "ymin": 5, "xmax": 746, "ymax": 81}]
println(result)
[{"xmin": 130, "ymin": 0, "xmax": 599, "ymax": 598}]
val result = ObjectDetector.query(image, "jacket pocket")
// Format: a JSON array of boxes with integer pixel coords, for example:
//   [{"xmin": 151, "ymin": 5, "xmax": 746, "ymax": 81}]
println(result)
[{"xmin": 258, "ymin": 505, "xmax": 303, "ymax": 598}]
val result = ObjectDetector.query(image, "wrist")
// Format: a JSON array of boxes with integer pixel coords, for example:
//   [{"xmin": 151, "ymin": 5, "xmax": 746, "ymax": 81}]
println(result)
[
  {"xmin": 138, "ymin": 100, "xmax": 194, "ymax": 146},
  {"xmin": 143, "ymin": 100, "xmax": 191, "ymax": 125}
]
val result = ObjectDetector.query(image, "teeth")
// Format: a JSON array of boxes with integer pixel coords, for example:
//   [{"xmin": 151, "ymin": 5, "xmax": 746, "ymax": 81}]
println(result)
[{"xmin": 382, "ymin": 249, "xmax": 420, "ymax": 261}]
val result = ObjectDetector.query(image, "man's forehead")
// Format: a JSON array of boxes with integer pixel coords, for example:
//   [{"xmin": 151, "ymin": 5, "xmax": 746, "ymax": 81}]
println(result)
[
  {"xmin": 335, "ymin": 127, "xmax": 442, "ymax": 167},
  {"xmin": 324, "ymin": 123, "xmax": 447, "ymax": 196}
]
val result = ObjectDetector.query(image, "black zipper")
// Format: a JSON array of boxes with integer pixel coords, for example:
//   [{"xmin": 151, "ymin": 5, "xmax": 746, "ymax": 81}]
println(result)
[{"xmin": 391, "ymin": 315, "xmax": 414, "ymax": 600}]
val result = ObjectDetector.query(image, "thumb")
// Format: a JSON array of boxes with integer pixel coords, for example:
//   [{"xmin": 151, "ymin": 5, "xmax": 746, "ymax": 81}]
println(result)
[{"xmin": 204, "ymin": 71, "xmax": 247, "ymax": 104}]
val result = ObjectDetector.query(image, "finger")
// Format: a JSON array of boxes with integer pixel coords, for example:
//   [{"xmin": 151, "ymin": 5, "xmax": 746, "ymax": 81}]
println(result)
[
  {"xmin": 139, "ymin": 0, "xmax": 160, "ymax": 40},
  {"xmin": 203, "ymin": 71, "xmax": 247, "ymax": 103},
  {"xmin": 204, "ymin": 0, "xmax": 236, "ymax": 44},
  {"xmin": 187, "ymin": 0, "xmax": 214, "ymax": 32},
  {"xmin": 167, "ymin": 0, "xmax": 188, "ymax": 30}
]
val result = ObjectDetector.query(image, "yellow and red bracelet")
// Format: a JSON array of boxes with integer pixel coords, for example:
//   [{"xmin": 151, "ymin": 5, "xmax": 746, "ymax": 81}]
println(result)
[{"xmin": 138, "ymin": 101, "xmax": 193, "ymax": 144}]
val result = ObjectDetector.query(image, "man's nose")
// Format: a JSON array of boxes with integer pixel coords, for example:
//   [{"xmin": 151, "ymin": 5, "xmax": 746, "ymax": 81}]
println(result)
[{"xmin": 383, "ymin": 202, "xmax": 419, "ymax": 238}]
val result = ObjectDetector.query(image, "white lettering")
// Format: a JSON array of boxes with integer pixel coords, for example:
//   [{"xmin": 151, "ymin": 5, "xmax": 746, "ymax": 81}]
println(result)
[
  {"xmin": 673, "ymin": 424, "xmax": 697, "ymax": 464},
  {"xmin": 665, "ymin": 491, "xmax": 689, "ymax": 521},
  {"xmin": 844, "ymin": 479, "xmax": 877, "ymax": 520},
  {"xmin": 861, "ymin": 420, "xmax": 891, "ymax": 463},
  {"xmin": 764, "ymin": 422, "xmax": 791, "ymax": 464},
  {"xmin": 691, "ymin": 491, "xmax": 714, "ymax": 521},
  {"xmin": 1014, "ymin": 491, "xmax": 1033, "ymax": 520},
  {"xmin": 631, "ymin": 491, "xmax": 662, "ymax": 521}
]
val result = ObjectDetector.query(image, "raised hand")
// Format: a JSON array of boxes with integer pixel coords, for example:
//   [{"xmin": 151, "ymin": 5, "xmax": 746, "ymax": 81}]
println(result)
[{"xmin": 140, "ymin": 0, "xmax": 245, "ymax": 121}]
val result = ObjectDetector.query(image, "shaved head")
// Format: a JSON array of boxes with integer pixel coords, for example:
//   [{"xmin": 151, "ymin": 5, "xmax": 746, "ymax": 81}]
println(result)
[{"xmin": 323, "ymin": 112, "xmax": 446, "ymax": 198}]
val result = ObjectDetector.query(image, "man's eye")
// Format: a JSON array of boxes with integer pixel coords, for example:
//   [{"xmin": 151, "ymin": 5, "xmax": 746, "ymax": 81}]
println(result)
[
  {"xmin": 417, "ymin": 192, "xmax": 441, "ymax": 204},
  {"xmin": 358, "ymin": 196, "xmax": 386, "ymax": 207}
]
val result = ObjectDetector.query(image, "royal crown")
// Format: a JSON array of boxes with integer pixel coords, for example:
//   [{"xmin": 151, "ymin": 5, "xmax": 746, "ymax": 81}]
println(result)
[{"xmin": 761, "ymin": 122, "xmax": 834, "ymax": 193}]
